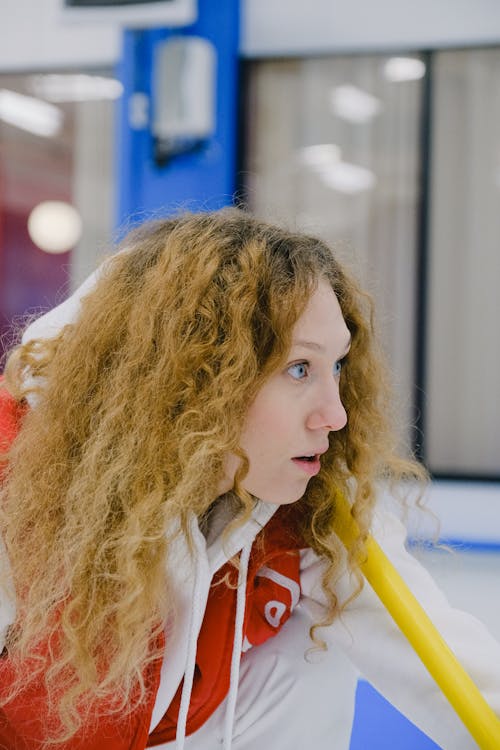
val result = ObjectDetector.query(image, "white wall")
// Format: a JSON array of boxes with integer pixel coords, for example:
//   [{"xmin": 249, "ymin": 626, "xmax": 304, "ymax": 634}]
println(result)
[
  {"xmin": 388, "ymin": 482, "xmax": 500, "ymax": 641},
  {"xmin": 242, "ymin": 0, "xmax": 500, "ymax": 56},
  {"xmin": 3, "ymin": 0, "xmax": 500, "ymax": 72},
  {"xmin": 386, "ymin": 482, "xmax": 500, "ymax": 545},
  {"xmin": 0, "ymin": 0, "xmax": 120, "ymax": 71}
]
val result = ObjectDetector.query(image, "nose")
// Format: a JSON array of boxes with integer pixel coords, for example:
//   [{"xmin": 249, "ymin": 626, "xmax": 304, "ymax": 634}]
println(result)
[{"xmin": 306, "ymin": 380, "xmax": 347, "ymax": 432}]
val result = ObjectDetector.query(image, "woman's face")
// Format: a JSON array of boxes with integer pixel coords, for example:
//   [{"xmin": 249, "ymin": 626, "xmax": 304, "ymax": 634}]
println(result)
[{"xmin": 221, "ymin": 279, "xmax": 351, "ymax": 505}]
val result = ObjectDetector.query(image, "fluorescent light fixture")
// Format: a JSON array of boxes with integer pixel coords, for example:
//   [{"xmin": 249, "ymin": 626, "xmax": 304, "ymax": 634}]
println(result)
[
  {"xmin": 330, "ymin": 85, "xmax": 381, "ymax": 124},
  {"xmin": 318, "ymin": 161, "xmax": 376, "ymax": 194},
  {"xmin": 31, "ymin": 74, "xmax": 124, "ymax": 102},
  {"xmin": 299, "ymin": 144, "xmax": 375, "ymax": 194},
  {"xmin": 61, "ymin": 0, "xmax": 197, "ymax": 28},
  {"xmin": 299, "ymin": 143, "xmax": 341, "ymax": 168},
  {"xmin": 0, "ymin": 89, "xmax": 63, "ymax": 137},
  {"xmin": 384, "ymin": 57, "xmax": 426, "ymax": 82},
  {"xmin": 28, "ymin": 201, "xmax": 82, "ymax": 254}
]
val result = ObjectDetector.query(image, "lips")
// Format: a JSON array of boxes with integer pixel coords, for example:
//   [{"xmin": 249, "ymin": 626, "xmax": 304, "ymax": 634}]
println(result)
[
  {"xmin": 293, "ymin": 446, "xmax": 329, "ymax": 461},
  {"xmin": 292, "ymin": 450, "xmax": 326, "ymax": 477}
]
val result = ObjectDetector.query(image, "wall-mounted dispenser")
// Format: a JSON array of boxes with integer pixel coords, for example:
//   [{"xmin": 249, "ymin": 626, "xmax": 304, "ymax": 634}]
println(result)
[{"xmin": 152, "ymin": 35, "xmax": 216, "ymax": 165}]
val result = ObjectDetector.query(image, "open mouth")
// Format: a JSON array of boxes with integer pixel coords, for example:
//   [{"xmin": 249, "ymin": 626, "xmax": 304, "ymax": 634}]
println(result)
[{"xmin": 292, "ymin": 455, "xmax": 321, "ymax": 476}]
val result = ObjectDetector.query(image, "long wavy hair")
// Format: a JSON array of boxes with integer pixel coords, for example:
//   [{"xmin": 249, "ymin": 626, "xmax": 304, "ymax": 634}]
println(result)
[{"xmin": 0, "ymin": 208, "xmax": 424, "ymax": 742}]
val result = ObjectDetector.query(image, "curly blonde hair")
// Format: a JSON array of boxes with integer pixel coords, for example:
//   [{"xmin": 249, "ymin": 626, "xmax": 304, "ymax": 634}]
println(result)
[{"xmin": 0, "ymin": 208, "xmax": 424, "ymax": 742}]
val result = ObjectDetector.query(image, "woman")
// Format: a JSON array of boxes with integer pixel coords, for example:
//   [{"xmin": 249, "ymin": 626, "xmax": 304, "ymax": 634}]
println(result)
[{"xmin": 0, "ymin": 208, "xmax": 499, "ymax": 749}]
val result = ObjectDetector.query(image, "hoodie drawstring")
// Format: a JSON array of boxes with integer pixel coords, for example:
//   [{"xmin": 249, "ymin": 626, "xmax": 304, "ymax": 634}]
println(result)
[
  {"xmin": 174, "ymin": 539, "xmax": 252, "ymax": 750},
  {"xmin": 222, "ymin": 542, "xmax": 252, "ymax": 750},
  {"xmin": 175, "ymin": 528, "xmax": 206, "ymax": 750}
]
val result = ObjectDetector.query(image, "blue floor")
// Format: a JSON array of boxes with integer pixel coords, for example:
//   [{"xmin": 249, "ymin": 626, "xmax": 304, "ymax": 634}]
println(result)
[{"xmin": 350, "ymin": 681, "xmax": 441, "ymax": 750}]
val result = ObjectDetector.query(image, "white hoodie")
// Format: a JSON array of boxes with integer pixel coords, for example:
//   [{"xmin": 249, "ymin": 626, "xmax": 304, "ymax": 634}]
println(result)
[{"xmin": 2, "ymin": 276, "xmax": 499, "ymax": 750}]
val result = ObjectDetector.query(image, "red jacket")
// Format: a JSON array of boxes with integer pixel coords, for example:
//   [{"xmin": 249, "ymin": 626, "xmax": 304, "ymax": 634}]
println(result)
[{"xmin": 0, "ymin": 384, "xmax": 303, "ymax": 749}]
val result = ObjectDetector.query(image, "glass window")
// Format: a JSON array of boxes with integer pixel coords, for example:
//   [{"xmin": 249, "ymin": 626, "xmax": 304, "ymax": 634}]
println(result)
[
  {"xmin": 426, "ymin": 49, "xmax": 500, "ymax": 476},
  {"xmin": 243, "ymin": 49, "xmax": 500, "ymax": 478}
]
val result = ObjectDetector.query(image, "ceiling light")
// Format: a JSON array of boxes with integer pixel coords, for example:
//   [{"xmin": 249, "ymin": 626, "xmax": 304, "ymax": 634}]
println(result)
[
  {"xmin": 0, "ymin": 89, "xmax": 63, "ymax": 137},
  {"xmin": 299, "ymin": 143, "xmax": 341, "ymax": 168},
  {"xmin": 384, "ymin": 57, "xmax": 426, "ymax": 82},
  {"xmin": 318, "ymin": 162, "xmax": 376, "ymax": 194},
  {"xmin": 330, "ymin": 85, "xmax": 381, "ymax": 124},
  {"xmin": 28, "ymin": 201, "xmax": 82, "ymax": 254},
  {"xmin": 30, "ymin": 74, "xmax": 124, "ymax": 103}
]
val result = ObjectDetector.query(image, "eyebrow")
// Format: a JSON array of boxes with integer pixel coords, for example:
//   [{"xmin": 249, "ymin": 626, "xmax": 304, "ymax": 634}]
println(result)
[{"xmin": 292, "ymin": 335, "xmax": 352, "ymax": 356}]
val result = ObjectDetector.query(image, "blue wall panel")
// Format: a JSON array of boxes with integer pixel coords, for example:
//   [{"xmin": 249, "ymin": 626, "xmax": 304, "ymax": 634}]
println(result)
[{"xmin": 115, "ymin": 0, "xmax": 240, "ymax": 228}]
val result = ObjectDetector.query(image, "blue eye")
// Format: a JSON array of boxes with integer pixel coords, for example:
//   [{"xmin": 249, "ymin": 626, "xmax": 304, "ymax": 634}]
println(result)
[
  {"xmin": 333, "ymin": 358, "xmax": 345, "ymax": 377},
  {"xmin": 288, "ymin": 362, "xmax": 309, "ymax": 380}
]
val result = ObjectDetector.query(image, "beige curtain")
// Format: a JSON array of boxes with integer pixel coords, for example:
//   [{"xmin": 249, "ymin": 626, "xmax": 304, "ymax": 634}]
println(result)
[
  {"xmin": 244, "ymin": 55, "xmax": 422, "ymax": 454},
  {"xmin": 426, "ymin": 49, "xmax": 500, "ymax": 474}
]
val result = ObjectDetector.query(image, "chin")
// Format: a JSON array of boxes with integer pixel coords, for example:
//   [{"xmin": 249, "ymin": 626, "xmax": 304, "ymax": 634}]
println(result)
[
  {"xmin": 260, "ymin": 489, "xmax": 305, "ymax": 505},
  {"xmin": 245, "ymin": 477, "xmax": 307, "ymax": 506}
]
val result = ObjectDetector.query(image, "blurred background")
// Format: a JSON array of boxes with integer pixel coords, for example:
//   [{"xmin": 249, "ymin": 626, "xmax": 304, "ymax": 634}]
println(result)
[{"xmin": 1, "ymin": 1, "xmax": 499, "ymax": 747}]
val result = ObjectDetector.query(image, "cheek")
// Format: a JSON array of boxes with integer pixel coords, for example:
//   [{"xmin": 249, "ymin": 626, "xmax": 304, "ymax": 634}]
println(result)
[
  {"xmin": 240, "ymin": 410, "xmax": 278, "ymax": 457},
  {"xmin": 240, "ymin": 409, "xmax": 292, "ymax": 470},
  {"xmin": 242, "ymin": 387, "xmax": 291, "ymax": 441}
]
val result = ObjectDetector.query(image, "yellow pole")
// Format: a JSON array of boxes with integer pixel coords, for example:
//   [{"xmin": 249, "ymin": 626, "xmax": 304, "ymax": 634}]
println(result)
[{"xmin": 332, "ymin": 492, "xmax": 500, "ymax": 750}]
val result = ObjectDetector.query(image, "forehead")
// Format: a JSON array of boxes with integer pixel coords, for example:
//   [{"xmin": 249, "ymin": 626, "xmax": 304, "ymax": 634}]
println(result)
[{"xmin": 292, "ymin": 279, "xmax": 349, "ymax": 342}]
